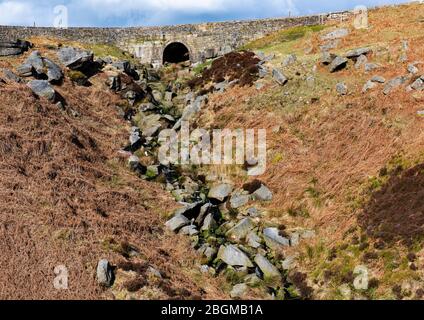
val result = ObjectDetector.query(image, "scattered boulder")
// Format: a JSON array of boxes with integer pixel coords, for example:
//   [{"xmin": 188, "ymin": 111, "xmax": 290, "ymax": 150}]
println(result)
[
  {"xmin": 321, "ymin": 52, "xmax": 336, "ymax": 65},
  {"xmin": 263, "ymin": 227, "xmax": 290, "ymax": 249},
  {"xmin": 321, "ymin": 28, "xmax": 349, "ymax": 41},
  {"xmin": 246, "ymin": 207, "xmax": 261, "ymax": 218},
  {"xmin": 226, "ymin": 218, "xmax": 255, "ymax": 242},
  {"xmin": 346, "ymin": 47, "xmax": 372, "ymax": 59},
  {"xmin": 27, "ymin": 80, "xmax": 56, "ymax": 101},
  {"xmin": 408, "ymin": 63, "xmax": 419, "ymax": 75},
  {"xmin": 230, "ymin": 194, "xmax": 250, "ymax": 209},
  {"xmin": 383, "ymin": 76, "xmax": 407, "ymax": 95},
  {"xmin": 329, "ymin": 56, "xmax": 348, "ymax": 72},
  {"xmin": 16, "ymin": 63, "xmax": 33, "ymax": 77},
  {"xmin": 201, "ymin": 213, "xmax": 217, "ymax": 232},
  {"xmin": 1, "ymin": 68, "xmax": 22, "ymax": 83},
  {"xmin": 362, "ymin": 80, "xmax": 377, "ymax": 93},
  {"xmin": 282, "ymin": 54, "xmax": 297, "ymax": 67},
  {"xmin": 208, "ymin": 183, "xmax": 233, "ymax": 202},
  {"xmin": 198, "ymin": 244, "xmax": 217, "ymax": 261},
  {"xmin": 336, "ymin": 82, "xmax": 348, "ymax": 95},
  {"xmin": 195, "ymin": 203, "xmax": 212, "ymax": 225},
  {"xmin": 165, "ymin": 214, "xmax": 190, "ymax": 232},
  {"xmin": 258, "ymin": 65, "xmax": 268, "ymax": 78},
  {"xmin": 44, "ymin": 58, "xmax": 63, "ymax": 83},
  {"xmin": 180, "ymin": 225, "xmax": 199, "ymax": 236},
  {"xmin": 24, "ymin": 51, "xmax": 63, "ymax": 82},
  {"xmin": 246, "ymin": 231, "xmax": 262, "ymax": 249},
  {"xmin": 411, "ymin": 76, "xmax": 424, "ymax": 91},
  {"xmin": 354, "ymin": 54, "xmax": 368, "ymax": 69},
  {"xmin": 96, "ymin": 259, "xmax": 114, "ymax": 287},
  {"xmin": 272, "ymin": 69, "xmax": 288, "ymax": 86},
  {"xmin": 371, "ymin": 75, "xmax": 386, "ymax": 83},
  {"xmin": 364, "ymin": 63, "xmax": 380, "ymax": 73},
  {"xmin": 0, "ymin": 39, "xmax": 32, "ymax": 57},
  {"xmin": 254, "ymin": 254, "xmax": 282, "ymax": 287},
  {"xmin": 217, "ymin": 245, "xmax": 254, "ymax": 267},
  {"xmin": 252, "ymin": 185, "xmax": 273, "ymax": 201},
  {"xmin": 57, "ymin": 47, "xmax": 94, "ymax": 70},
  {"xmin": 24, "ymin": 51, "xmax": 44, "ymax": 75}
]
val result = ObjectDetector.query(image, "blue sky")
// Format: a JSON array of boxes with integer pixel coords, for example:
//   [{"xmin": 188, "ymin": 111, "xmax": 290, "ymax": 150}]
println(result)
[{"xmin": 0, "ymin": 0, "xmax": 411, "ymax": 27}]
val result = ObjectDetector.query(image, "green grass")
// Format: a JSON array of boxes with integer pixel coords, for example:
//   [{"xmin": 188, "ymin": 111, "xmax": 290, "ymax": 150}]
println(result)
[
  {"xmin": 85, "ymin": 43, "xmax": 139, "ymax": 64},
  {"xmin": 242, "ymin": 25, "xmax": 326, "ymax": 51}
]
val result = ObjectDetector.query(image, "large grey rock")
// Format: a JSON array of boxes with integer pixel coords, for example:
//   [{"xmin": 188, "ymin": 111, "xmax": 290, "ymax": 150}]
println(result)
[
  {"xmin": 44, "ymin": 58, "xmax": 63, "ymax": 82},
  {"xmin": 336, "ymin": 82, "xmax": 348, "ymax": 95},
  {"xmin": 272, "ymin": 69, "xmax": 288, "ymax": 85},
  {"xmin": 252, "ymin": 185, "xmax": 273, "ymax": 201},
  {"xmin": 27, "ymin": 80, "xmax": 56, "ymax": 101},
  {"xmin": 201, "ymin": 213, "xmax": 217, "ymax": 232},
  {"xmin": 1, "ymin": 68, "xmax": 22, "ymax": 83},
  {"xmin": 165, "ymin": 214, "xmax": 190, "ymax": 232},
  {"xmin": 96, "ymin": 259, "xmax": 114, "ymax": 287},
  {"xmin": 195, "ymin": 203, "xmax": 212, "ymax": 225},
  {"xmin": 362, "ymin": 80, "xmax": 377, "ymax": 93},
  {"xmin": 329, "ymin": 56, "xmax": 348, "ymax": 72},
  {"xmin": 16, "ymin": 63, "xmax": 33, "ymax": 77},
  {"xmin": 383, "ymin": 76, "xmax": 407, "ymax": 95},
  {"xmin": 407, "ymin": 64, "xmax": 419, "ymax": 75},
  {"xmin": 230, "ymin": 194, "xmax": 250, "ymax": 209},
  {"xmin": 263, "ymin": 227, "xmax": 290, "ymax": 249},
  {"xmin": 57, "ymin": 47, "xmax": 93, "ymax": 70},
  {"xmin": 208, "ymin": 183, "xmax": 233, "ymax": 202},
  {"xmin": 179, "ymin": 225, "xmax": 199, "ymax": 236},
  {"xmin": 217, "ymin": 245, "xmax": 254, "ymax": 267},
  {"xmin": 345, "ymin": 47, "xmax": 372, "ymax": 59},
  {"xmin": 24, "ymin": 51, "xmax": 63, "ymax": 82},
  {"xmin": 364, "ymin": 63, "xmax": 380, "ymax": 73},
  {"xmin": 246, "ymin": 231, "xmax": 262, "ymax": 249},
  {"xmin": 371, "ymin": 76, "xmax": 386, "ymax": 83},
  {"xmin": 198, "ymin": 244, "xmax": 217, "ymax": 261},
  {"xmin": 321, "ymin": 52, "xmax": 336, "ymax": 65},
  {"xmin": 354, "ymin": 54, "xmax": 368, "ymax": 69},
  {"xmin": 321, "ymin": 28, "xmax": 349, "ymax": 41},
  {"xmin": 258, "ymin": 65, "xmax": 268, "ymax": 78},
  {"xmin": 226, "ymin": 218, "xmax": 255, "ymax": 242},
  {"xmin": 230, "ymin": 284, "xmax": 248, "ymax": 299},
  {"xmin": 254, "ymin": 254, "xmax": 282, "ymax": 287},
  {"xmin": 25, "ymin": 51, "xmax": 45, "ymax": 75},
  {"xmin": 282, "ymin": 54, "xmax": 297, "ymax": 67},
  {"xmin": 411, "ymin": 76, "xmax": 424, "ymax": 91},
  {"xmin": 0, "ymin": 39, "xmax": 31, "ymax": 57}
]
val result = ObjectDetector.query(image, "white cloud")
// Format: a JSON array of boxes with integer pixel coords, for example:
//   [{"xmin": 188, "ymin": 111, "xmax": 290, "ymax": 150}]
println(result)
[{"xmin": 0, "ymin": 0, "xmax": 410, "ymax": 27}]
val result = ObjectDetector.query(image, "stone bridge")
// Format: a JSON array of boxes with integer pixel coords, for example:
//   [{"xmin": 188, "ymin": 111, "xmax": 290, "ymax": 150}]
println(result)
[{"xmin": 0, "ymin": 11, "xmax": 352, "ymax": 66}]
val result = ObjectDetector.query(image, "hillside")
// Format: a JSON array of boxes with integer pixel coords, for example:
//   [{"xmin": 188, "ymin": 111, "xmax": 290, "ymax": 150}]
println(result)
[{"xmin": 0, "ymin": 2, "xmax": 424, "ymax": 300}]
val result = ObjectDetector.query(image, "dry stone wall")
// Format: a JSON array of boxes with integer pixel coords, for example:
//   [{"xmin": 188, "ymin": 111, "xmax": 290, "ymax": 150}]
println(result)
[{"xmin": 0, "ymin": 11, "xmax": 352, "ymax": 65}]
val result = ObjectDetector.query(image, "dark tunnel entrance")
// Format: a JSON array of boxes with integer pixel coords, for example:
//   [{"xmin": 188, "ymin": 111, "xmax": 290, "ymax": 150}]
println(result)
[{"xmin": 163, "ymin": 42, "xmax": 190, "ymax": 64}]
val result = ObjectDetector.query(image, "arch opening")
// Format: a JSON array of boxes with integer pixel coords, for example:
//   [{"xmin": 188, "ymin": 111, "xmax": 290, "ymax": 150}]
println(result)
[{"xmin": 163, "ymin": 42, "xmax": 190, "ymax": 64}]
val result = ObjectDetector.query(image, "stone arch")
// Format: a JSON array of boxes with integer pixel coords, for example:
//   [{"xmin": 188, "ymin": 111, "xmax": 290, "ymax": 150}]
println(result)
[{"xmin": 162, "ymin": 41, "xmax": 191, "ymax": 64}]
